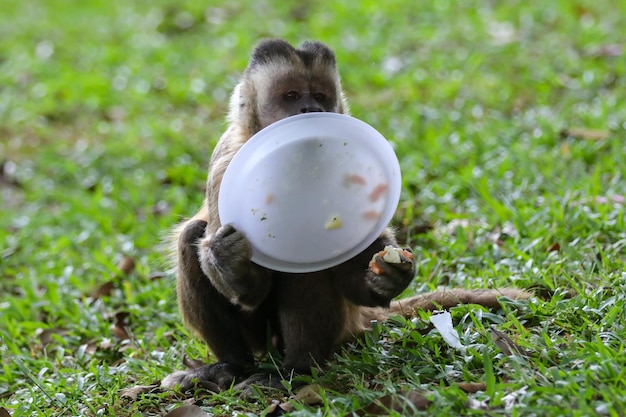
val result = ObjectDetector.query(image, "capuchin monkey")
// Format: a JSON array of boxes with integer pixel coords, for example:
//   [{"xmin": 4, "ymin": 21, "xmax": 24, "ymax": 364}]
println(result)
[{"xmin": 161, "ymin": 39, "xmax": 530, "ymax": 392}]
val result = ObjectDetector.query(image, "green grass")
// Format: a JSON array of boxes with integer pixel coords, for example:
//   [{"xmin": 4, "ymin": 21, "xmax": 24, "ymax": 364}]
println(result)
[{"xmin": 1, "ymin": 0, "xmax": 625, "ymax": 415}]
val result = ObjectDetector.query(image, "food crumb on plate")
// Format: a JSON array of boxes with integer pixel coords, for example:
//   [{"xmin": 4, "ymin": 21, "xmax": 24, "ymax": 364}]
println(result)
[{"xmin": 325, "ymin": 215, "xmax": 343, "ymax": 230}]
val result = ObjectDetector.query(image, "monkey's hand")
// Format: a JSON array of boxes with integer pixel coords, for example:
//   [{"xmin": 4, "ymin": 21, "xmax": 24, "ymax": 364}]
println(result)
[
  {"xmin": 365, "ymin": 247, "xmax": 415, "ymax": 302},
  {"xmin": 196, "ymin": 223, "xmax": 272, "ymax": 309},
  {"xmin": 198, "ymin": 224, "xmax": 252, "ymax": 281}
]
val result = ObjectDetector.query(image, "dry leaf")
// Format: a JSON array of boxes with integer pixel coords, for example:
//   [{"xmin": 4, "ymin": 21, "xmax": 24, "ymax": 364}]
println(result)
[
  {"xmin": 359, "ymin": 391, "xmax": 431, "ymax": 415},
  {"xmin": 93, "ymin": 280, "xmax": 115, "ymax": 299},
  {"xmin": 112, "ymin": 312, "xmax": 131, "ymax": 340},
  {"xmin": 456, "ymin": 382, "xmax": 486, "ymax": 393},
  {"xmin": 276, "ymin": 402, "xmax": 293, "ymax": 413},
  {"xmin": 560, "ymin": 127, "xmax": 610, "ymax": 140},
  {"xmin": 490, "ymin": 326, "xmax": 527, "ymax": 357},
  {"xmin": 0, "ymin": 406, "xmax": 11, "ymax": 417},
  {"xmin": 84, "ymin": 341, "xmax": 98, "ymax": 354},
  {"xmin": 293, "ymin": 384, "xmax": 323, "ymax": 406},
  {"xmin": 547, "ymin": 242, "xmax": 560, "ymax": 253},
  {"xmin": 163, "ymin": 405, "xmax": 211, "ymax": 417},
  {"xmin": 119, "ymin": 384, "xmax": 159, "ymax": 400},
  {"xmin": 264, "ymin": 400, "xmax": 290, "ymax": 416},
  {"xmin": 118, "ymin": 256, "xmax": 136, "ymax": 274},
  {"xmin": 38, "ymin": 328, "xmax": 69, "ymax": 346},
  {"xmin": 112, "ymin": 325, "xmax": 130, "ymax": 340},
  {"xmin": 150, "ymin": 271, "xmax": 166, "ymax": 281}
]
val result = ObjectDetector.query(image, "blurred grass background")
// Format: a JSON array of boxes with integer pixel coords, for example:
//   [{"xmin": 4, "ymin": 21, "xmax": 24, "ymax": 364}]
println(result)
[{"xmin": 1, "ymin": 0, "xmax": 626, "ymax": 415}]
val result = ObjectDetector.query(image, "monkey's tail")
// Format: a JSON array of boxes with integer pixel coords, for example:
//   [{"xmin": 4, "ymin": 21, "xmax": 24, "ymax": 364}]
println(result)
[
  {"xmin": 387, "ymin": 288, "xmax": 532, "ymax": 318},
  {"xmin": 351, "ymin": 288, "xmax": 531, "ymax": 335}
]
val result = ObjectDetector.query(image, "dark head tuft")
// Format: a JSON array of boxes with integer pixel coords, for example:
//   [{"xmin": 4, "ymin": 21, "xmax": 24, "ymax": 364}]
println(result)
[
  {"xmin": 246, "ymin": 39, "xmax": 337, "ymax": 71},
  {"xmin": 247, "ymin": 39, "xmax": 297, "ymax": 70},
  {"xmin": 298, "ymin": 40, "xmax": 336, "ymax": 68}
]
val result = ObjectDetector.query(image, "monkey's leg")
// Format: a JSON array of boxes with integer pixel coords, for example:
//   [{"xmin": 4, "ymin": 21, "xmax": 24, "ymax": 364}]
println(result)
[
  {"xmin": 278, "ymin": 274, "xmax": 345, "ymax": 374},
  {"xmin": 332, "ymin": 229, "xmax": 416, "ymax": 307},
  {"xmin": 162, "ymin": 220, "xmax": 265, "ymax": 391},
  {"xmin": 234, "ymin": 273, "xmax": 345, "ymax": 394}
]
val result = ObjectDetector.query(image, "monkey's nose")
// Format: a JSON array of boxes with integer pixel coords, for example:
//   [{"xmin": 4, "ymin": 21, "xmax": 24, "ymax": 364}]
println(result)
[{"xmin": 300, "ymin": 106, "xmax": 323, "ymax": 113}]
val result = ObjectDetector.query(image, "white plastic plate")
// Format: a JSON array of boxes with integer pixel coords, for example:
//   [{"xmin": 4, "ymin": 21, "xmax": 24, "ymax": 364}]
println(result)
[{"xmin": 218, "ymin": 112, "xmax": 402, "ymax": 273}]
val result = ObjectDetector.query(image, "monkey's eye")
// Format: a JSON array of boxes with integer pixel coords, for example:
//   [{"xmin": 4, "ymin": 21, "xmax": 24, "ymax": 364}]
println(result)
[
  {"xmin": 313, "ymin": 93, "xmax": 326, "ymax": 101},
  {"xmin": 283, "ymin": 91, "xmax": 301, "ymax": 101}
]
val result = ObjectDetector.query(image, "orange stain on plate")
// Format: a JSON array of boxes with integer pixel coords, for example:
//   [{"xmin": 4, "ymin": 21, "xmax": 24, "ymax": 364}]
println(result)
[
  {"xmin": 361, "ymin": 210, "xmax": 381, "ymax": 220},
  {"xmin": 344, "ymin": 173, "xmax": 367, "ymax": 186},
  {"xmin": 369, "ymin": 183, "xmax": 388, "ymax": 202}
]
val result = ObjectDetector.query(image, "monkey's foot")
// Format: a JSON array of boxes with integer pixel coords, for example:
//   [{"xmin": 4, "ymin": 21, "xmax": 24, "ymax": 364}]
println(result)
[
  {"xmin": 233, "ymin": 371, "xmax": 308, "ymax": 399},
  {"xmin": 161, "ymin": 363, "xmax": 243, "ymax": 392}
]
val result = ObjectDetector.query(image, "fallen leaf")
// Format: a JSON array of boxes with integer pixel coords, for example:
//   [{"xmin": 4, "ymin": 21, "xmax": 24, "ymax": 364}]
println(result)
[
  {"xmin": 359, "ymin": 391, "xmax": 431, "ymax": 415},
  {"xmin": 112, "ymin": 325, "xmax": 130, "ymax": 340},
  {"xmin": 93, "ymin": 280, "xmax": 115, "ymax": 299},
  {"xmin": 118, "ymin": 256, "xmax": 136, "ymax": 274},
  {"xmin": 265, "ymin": 400, "xmax": 289, "ymax": 416},
  {"xmin": 84, "ymin": 341, "xmax": 98, "ymax": 354},
  {"xmin": 547, "ymin": 242, "xmax": 560, "ymax": 253},
  {"xmin": 163, "ymin": 405, "xmax": 211, "ymax": 417},
  {"xmin": 490, "ymin": 326, "xmax": 527, "ymax": 357},
  {"xmin": 150, "ymin": 271, "xmax": 166, "ymax": 281},
  {"xmin": 293, "ymin": 384, "xmax": 323, "ymax": 405},
  {"xmin": 119, "ymin": 384, "xmax": 159, "ymax": 400},
  {"xmin": 456, "ymin": 382, "xmax": 486, "ymax": 393},
  {"xmin": 0, "ymin": 406, "xmax": 11, "ymax": 417},
  {"xmin": 38, "ymin": 328, "xmax": 69, "ymax": 346},
  {"xmin": 560, "ymin": 127, "xmax": 610, "ymax": 140},
  {"xmin": 112, "ymin": 312, "xmax": 131, "ymax": 340}
]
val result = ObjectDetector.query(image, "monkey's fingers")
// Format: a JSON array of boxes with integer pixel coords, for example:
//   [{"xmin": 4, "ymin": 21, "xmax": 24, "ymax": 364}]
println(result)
[{"xmin": 368, "ymin": 247, "xmax": 414, "ymax": 275}]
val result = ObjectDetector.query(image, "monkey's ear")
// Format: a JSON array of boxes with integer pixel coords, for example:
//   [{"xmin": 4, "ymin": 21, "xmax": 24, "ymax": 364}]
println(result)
[{"xmin": 247, "ymin": 39, "xmax": 297, "ymax": 70}]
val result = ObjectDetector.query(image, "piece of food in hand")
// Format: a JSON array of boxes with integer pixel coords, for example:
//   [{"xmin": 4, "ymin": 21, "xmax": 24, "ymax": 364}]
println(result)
[
  {"xmin": 382, "ymin": 246, "xmax": 402, "ymax": 263},
  {"xmin": 368, "ymin": 245, "xmax": 414, "ymax": 275}
]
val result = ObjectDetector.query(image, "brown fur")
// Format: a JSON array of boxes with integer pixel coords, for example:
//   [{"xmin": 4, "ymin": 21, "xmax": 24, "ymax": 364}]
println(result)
[{"xmin": 162, "ymin": 39, "xmax": 531, "ymax": 392}]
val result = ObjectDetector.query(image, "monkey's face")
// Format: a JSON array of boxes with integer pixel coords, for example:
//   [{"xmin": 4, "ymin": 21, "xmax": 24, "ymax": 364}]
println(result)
[{"xmin": 256, "ymin": 74, "xmax": 340, "ymax": 129}]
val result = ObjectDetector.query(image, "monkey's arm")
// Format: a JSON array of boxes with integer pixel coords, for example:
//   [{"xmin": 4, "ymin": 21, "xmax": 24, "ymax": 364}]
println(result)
[
  {"xmin": 163, "ymin": 220, "xmax": 271, "ymax": 391},
  {"xmin": 331, "ymin": 228, "xmax": 415, "ymax": 307},
  {"xmin": 195, "ymin": 223, "xmax": 272, "ymax": 310}
]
